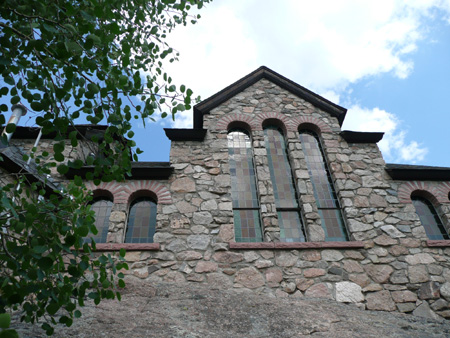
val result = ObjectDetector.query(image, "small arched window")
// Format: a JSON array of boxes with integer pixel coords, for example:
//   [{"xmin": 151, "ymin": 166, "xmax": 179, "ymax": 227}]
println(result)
[
  {"xmin": 125, "ymin": 197, "xmax": 157, "ymax": 243},
  {"xmin": 264, "ymin": 125, "xmax": 305, "ymax": 242},
  {"xmin": 411, "ymin": 196, "xmax": 449, "ymax": 240},
  {"xmin": 299, "ymin": 130, "xmax": 348, "ymax": 241},
  {"xmin": 90, "ymin": 198, "xmax": 113, "ymax": 243},
  {"xmin": 228, "ymin": 128, "xmax": 263, "ymax": 242}
]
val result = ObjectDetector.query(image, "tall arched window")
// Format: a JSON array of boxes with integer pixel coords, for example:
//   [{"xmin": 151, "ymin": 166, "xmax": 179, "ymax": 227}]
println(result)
[
  {"xmin": 125, "ymin": 197, "xmax": 157, "ymax": 243},
  {"xmin": 264, "ymin": 126, "xmax": 305, "ymax": 242},
  {"xmin": 299, "ymin": 130, "xmax": 348, "ymax": 241},
  {"xmin": 228, "ymin": 128, "xmax": 263, "ymax": 242},
  {"xmin": 90, "ymin": 198, "xmax": 113, "ymax": 243},
  {"xmin": 412, "ymin": 196, "xmax": 449, "ymax": 240}
]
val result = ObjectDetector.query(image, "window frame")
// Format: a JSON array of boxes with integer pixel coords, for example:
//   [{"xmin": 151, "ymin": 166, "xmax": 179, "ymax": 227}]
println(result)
[{"xmin": 298, "ymin": 129, "xmax": 348, "ymax": 242}]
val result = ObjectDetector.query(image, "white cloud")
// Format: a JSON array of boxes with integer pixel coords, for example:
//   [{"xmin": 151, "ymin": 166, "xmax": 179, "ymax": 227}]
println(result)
[
  {"xmin": 343, "ymin": 105, "xmax": 428, "ymax": 163},
  {"xmin": 149, "ymin": 0, "xmax": 450, "ymax": 158}
]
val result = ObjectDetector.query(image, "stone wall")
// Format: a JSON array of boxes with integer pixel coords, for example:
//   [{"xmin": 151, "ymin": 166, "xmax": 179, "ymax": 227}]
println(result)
[{"xmin": 13, "ymin": 78, "xmax": 450, "ymax": 321}]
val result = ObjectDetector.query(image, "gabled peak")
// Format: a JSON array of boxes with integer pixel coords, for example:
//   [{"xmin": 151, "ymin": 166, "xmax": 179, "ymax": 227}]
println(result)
[{"xmin": 193, "ymin": 66, "xmax": 347, "ymax": 129}]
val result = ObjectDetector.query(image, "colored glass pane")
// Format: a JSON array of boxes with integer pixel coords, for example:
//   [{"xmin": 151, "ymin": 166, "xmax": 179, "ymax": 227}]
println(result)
[
  {"xmin": 412, "ymin": 196, "xmax": 449, "ymax": 240},
  {"xmin": 90, "ymin": 199, "xmax": 113, "ymax": 243},
  {"xmin": 264, "ymin": 126, "xmax": 305, "ymax": 242},
  {"xmin": 125, "ymin": 197, "xmax": 157, "ymax": 243},
  {"xmin": 299, "ymin": 130, "xmax": 348, "ymax": 241},
  {"xmin": 228, "ymin": 129, "xmax": 262, "ymax": 242}
]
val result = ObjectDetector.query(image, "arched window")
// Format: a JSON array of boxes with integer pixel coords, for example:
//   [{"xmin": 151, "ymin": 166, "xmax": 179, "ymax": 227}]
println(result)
[
  {"xmin": 264, "ymin": 126, "xmax": 305, "ymax": 242},
  {"xmin": 125, "ymin": 197, "xmax": 157, "ymax": 243},
  {"xmin": 411, "ymin": 196, "xmax": 449, "ymax": 240},
  {"xmin": 228, "ymin": 128, "xmax": 263, "ymax": 242},
  {"xmin": 299, "ymin": 130, "xmax": 348, "ymax": 241},
  {"xmin": 90, "ymin": 198, "xmax": 113, "ymax": 243}
]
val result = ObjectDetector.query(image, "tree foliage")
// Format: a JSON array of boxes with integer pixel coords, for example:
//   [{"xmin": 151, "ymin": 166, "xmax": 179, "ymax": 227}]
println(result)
[{"xmin": 0, "ymin": 0, "xmax": 209, "ymax": 335}]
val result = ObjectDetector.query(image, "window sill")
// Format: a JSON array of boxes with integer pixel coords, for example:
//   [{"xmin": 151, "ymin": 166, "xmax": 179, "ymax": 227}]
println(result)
[
  {"xmin": 94, "ymin": 243, "xmax": 160, "ymax": 251},
  {"xmin": 229, "ymin": 241, "xmax": 365, "ymax": 250},
  {"xmin": 426, "ymin": 240, "xmax": 450, "ymax": 247}
]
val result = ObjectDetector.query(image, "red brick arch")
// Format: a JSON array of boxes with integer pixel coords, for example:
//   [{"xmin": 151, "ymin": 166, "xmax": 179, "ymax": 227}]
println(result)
[
  {"xmin": 255, "ymin": 112, "xmax": 290, "ymax": 131},
  {"xmin": 216, "ymin": 113, "xmax": 260, "ymax": 131},
  {"xmin": 398, "ymin": 181, "xmax": 449, "ymax": 204},
  {"xmin": 291, "ymin": 116, "xmax": 332, "ymax": 133},
  {"xmin": 86, "ymin": 180, "xmax": 172, "ymax": 204}
]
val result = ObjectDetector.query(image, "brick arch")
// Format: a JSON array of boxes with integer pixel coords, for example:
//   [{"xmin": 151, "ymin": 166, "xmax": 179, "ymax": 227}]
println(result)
[
  {"xmin": 122, "ymin": 180, "xmax": 172, "ymax": 205},
  {"xmin": 216, "ymin": 113, "xmax": 260, "ymax": 131},
  {"xmin": 443, "ymin": 182, "xmax": 450, "ymax": 201},
  {"xmin": 85, "ymin": 181, "xmax": 124, "ymax": 203},
  {"xmin": 291, "ymin": 116, "xmax": 332, "ymax": 133},
  {"xmin": 255, "ymin": 112, "xmax": 290, "ymax": 131},
  {"xmin": 398, "ymin": 181, "xmax": 449, "ymax": 204},
  {"xmin": 86, "ymin": 180, "xmax": 172, "ymax": 205}
]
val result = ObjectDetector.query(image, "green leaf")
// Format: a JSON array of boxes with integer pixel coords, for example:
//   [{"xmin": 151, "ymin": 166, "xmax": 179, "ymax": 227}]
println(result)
[
  {"xmin": 46, "ymin": 302, "xmax": 60, "ymax": 315},
  {"xmin": 30, "ymin": 101, "xmax": 44, "ymax": 111},
  {"xmin": 5, "ymin": 124, "xmax": 16, "ymax": 134},
  {"xmin": 119, "ymin": 248, "xmax": 126, "ymax": 257},
  {"xmin": 38, "ymin": 257, "xmax": 54, "ymax": 270},
  {"xmin": 0, "ymin": 313, "xmax": 11, "ymax": 329},
  {"xmin": 57, "ymin": 164, "xmax": 69, "ymax": 175},
  {"xmin": 0, "ymin": 329, "xmax": 19, "ymax": 338}
]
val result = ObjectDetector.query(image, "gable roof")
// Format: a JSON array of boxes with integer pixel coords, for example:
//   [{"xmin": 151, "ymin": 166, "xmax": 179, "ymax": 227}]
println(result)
[{"xmin": 193, "ymin": 66, "xmax": 348, "ymax": 129}]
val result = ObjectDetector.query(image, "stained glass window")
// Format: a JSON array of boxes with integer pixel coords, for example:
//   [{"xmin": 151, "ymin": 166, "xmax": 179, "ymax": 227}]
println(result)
[
  {"xmin": 412, "ymin": 196, "xmax": 449, "ymax": 240},
  {"xmin": 264, "ymin": 126, "xmax": 305, "ymax": 242},
  {"xmin": 90, "ymin": 198, "xmax": 113, "ymax": 243},
  {"xmin": 125, "ymin": 197, "xmax": 157, "ymax": 243},
  {"xmin": 299, "ymin": 130, "xmax": 348, "ymax": 241},
  {"xmin": 228, "ymin": 129, "xmax": 263, "ymax": 242}
]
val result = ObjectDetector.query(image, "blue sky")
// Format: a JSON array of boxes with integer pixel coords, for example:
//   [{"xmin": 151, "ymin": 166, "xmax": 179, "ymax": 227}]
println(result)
[
  {"xmin": 4, "ymin": 1, "xmax": 450, "ymax": 166},
  {"xmin": 136, "ymin": 0, "xmax": 450, "ymax": 166}
]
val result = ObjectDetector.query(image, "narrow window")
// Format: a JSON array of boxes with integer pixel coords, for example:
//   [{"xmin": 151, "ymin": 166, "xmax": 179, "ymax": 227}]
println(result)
[
  {"xmin": 299, "ymin": 130, "xmax": 348, "ymax": 241},
  {"xmin": 125, "ymin": 197, "xmax": 157, "ymax": 243},
  {"xmin": 412, "ymin": 196, "xmax": 449, "ymax": 240},
  {"xmin": 90, "ymin": 198, "xmax": 113, "ymax": 243},
  {"xmin": 228, "ymin": 129, "xmax": 263, "ymax": 242},
  {"xmin": 264, "ymin": 126, "xmax": 305, "ymax": 242}
]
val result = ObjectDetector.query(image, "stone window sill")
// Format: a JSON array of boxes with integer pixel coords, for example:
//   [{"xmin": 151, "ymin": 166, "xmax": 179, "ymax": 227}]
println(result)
[
  {"xmin": 426, "ymin": 240, "xmax": 450, "ymax": 247},
  {"xmin": 94, "ymin": 243, "xmax": 160, "ymax": 251},
  {"xmin": 229, "ymin": 241, "xmax": 365, "ymax": 250}
]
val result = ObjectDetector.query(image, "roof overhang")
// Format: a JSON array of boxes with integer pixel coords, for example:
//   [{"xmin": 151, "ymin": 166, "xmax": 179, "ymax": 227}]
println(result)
[
  {"xmin": 340, "ymin": 131, "xmax": 384, "ymax": 143},
  {"xmin": 193, "ymin": 66, "xmax": 348, "ymax": 129},
  {"xmin": 164, "ymin": 128, "xmax": 207, "ymax": 141},
  {"xmin": 11, "ymin": 125, "xmax": 108, "ymax": 139},
  {"xmin": 385, "ymin": 163, "xmax": 450, "ymax": 181},
  {"xmin": 65, "ymin": 162, "xmax": 173, "ymax": 180}
]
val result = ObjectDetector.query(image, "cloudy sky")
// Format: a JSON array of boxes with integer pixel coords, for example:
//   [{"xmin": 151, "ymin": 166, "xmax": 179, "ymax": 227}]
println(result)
[{"xmin": 140, "ymin": 0, "xmax": 450, "ymax": 166}]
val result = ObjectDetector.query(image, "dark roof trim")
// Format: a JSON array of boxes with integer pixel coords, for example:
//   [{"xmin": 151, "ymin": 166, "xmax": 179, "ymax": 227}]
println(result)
[
  {"xmin": 340, "ymin": 130, "xmax": 384, "ymax": 143},
  {"xmin": 193, "ymin": 66, "xmax": 347, "ymax": 129},
  {"xmin": 11, "ymin": 125, "xmax": 108, "ymax": 139},
  {"xmin": 65, "ymin": 162, "xmax": 173, "ymax": 180},
  {"xmin": 164, "ymin": 128, "xmax": 207, "ymax": 141},
  {"xmin": 385, "ymin": 163, "xmax": 450, "ymax": 181},
  {"xmin": 0, "ymin": 146, "xmax": 61, "ymax": 194}
]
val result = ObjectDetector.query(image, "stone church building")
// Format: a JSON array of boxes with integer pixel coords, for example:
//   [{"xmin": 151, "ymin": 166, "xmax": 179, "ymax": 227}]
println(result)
[{"xmin": 6, "ymin": 66, "xmax": 450, "ymax": 320}]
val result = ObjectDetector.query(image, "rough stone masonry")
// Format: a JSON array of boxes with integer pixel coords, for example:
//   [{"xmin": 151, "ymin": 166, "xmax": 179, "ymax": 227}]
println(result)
[{"xmin": 9, "ymin": 66, "xmax": 450, "ymax": 323}]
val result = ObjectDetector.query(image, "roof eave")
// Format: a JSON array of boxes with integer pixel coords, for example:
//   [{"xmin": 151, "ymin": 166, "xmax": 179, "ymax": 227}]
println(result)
[
  {"xmin": 340, "ymin": 131, "xmax": 384, "ymax": 143},
  {"xmin": 65, "ymin": 163, "xmax": 173, "ymax": 180},
  {"xmin": 164, "ymin": 128, "xmax": 207, "ymax": 141}
]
